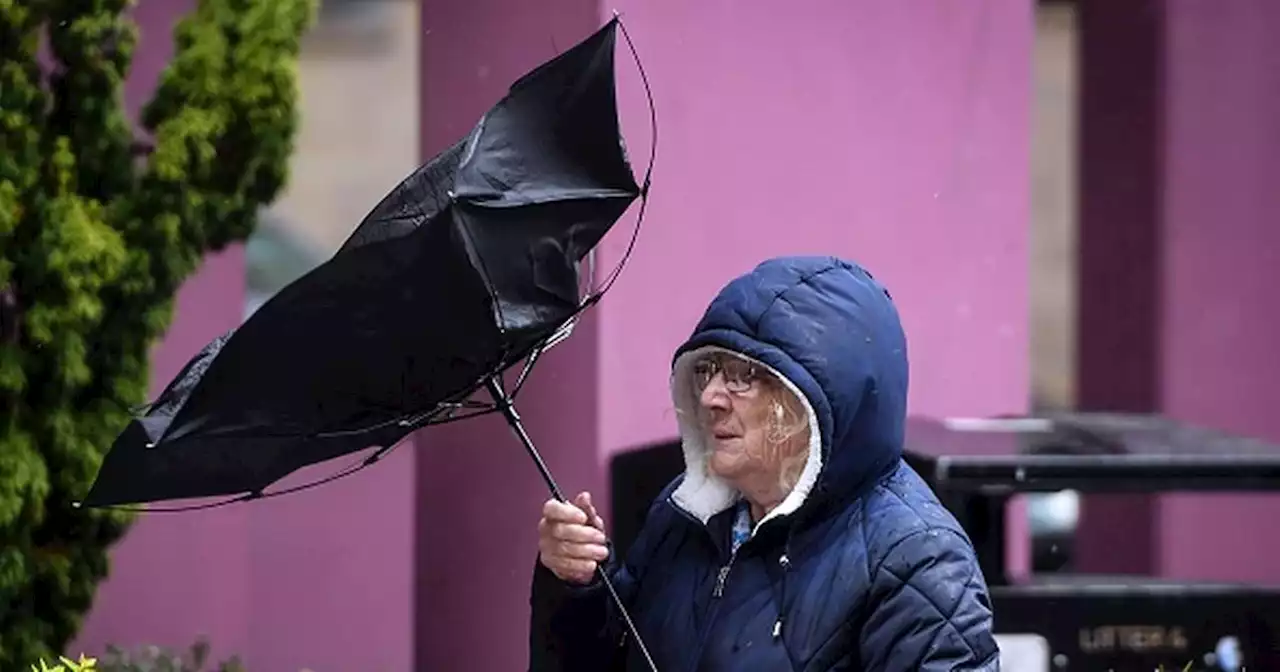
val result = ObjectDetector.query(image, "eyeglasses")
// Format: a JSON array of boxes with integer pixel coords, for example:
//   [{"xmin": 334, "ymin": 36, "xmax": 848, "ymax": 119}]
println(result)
[{"xmin": 691, "ymin": 353, "xmax": 761, "ymax": 394}]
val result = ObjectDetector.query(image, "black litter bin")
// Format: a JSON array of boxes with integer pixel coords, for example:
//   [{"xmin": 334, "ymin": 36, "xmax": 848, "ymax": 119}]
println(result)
[
  {"xmin": 904, "ymin": 412, "xmax": 1280, "ymax": 672},
  {"xmin": 610, "ymin": 436, "xmax": 686, "ymax": 560}
]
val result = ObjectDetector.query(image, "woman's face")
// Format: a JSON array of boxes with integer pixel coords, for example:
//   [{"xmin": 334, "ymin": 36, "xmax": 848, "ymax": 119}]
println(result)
[{"xmin": 692, "ymin": 352, "xmax": 801, "ymax": 485}]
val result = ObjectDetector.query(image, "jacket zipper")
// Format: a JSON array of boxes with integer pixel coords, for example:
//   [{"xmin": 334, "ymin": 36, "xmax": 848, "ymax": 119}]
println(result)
[
  {"xmin": 712, "ymin": 552, "xmax": 737, "ymax": 598},
  {"xmin": 666, "ymin": 493, "xmax": 750, "ymax": 672},
  {"xmin": 686, "ymin": 547, "xmax": 739, "ymax": 672}
]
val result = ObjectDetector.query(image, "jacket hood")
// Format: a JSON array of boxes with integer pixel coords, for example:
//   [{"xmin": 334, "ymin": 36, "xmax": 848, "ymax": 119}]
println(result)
[{"xmin": 668, "ymin": 256, "xmax": 909, "ymax": 529}]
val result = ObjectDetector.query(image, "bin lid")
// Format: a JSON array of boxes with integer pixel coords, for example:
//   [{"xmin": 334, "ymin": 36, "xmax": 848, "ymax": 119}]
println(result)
[{"xmin": 903, "ymin": 413, "xmax": 1280, "ymax": 493}]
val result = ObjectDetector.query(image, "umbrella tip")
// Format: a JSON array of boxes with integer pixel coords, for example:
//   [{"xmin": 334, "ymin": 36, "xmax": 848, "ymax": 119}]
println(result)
[{"xmin": 612, "ymin": 8, "xmax": 621, "ymax": 18}]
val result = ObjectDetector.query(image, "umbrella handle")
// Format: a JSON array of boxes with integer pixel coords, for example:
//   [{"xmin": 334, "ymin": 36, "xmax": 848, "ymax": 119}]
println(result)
[{"xmin": 483, "ymin": 377, "xmax": 660, "ymax": 672}]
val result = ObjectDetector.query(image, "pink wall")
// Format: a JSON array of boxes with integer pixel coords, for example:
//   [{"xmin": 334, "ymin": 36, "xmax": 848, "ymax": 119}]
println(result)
[
  {"xmin": 415, "ymin": 0, "xmax": 1031, "ymax": 669},
  {"xmin": 74, "ymin": 2, "xmax": 416, "ymax": 671},
  {"xmin": 1157, "ymin": 0, "xmax": 1280, "ymax": 581},
  {"xmin": 1073, "ymin": 0, "xmax": 1280, "ymax": 581},
  {"xmin": 597, "ymin": 0, "xmax": 1032, "ymax": 456}
]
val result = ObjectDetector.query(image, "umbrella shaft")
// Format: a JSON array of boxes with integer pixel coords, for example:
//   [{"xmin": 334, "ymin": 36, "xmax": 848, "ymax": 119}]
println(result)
[
  {"xmin": 483, "ymin": 375, "xmax": 660, "ymax": 671},
  {"xmin": 484, "ymin": 378, "xmax": 566, "ymax": 502}
]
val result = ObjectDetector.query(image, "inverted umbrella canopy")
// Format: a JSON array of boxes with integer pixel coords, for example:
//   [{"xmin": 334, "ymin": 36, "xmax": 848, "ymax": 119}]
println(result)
[
  {"xmin": 82, "ymin": 17, "xmax": 659, "ymax": 669},
  {"xmin": 81, "ymin": 16, "xmax": 652, "ymax": 509}
]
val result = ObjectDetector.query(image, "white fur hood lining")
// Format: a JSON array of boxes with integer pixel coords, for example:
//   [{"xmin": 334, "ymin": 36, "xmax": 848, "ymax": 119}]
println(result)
[{"xmin": 668, "ymin": 345, "xmax": 823, "ymax": 535}]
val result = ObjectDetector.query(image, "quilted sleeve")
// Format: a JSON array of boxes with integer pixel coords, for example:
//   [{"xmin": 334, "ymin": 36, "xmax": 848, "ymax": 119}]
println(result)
[
  {"xmin": 528, "ymin": 547, "xmax": 636, "ymax": 672},
  {"xmin": 859, "ymin": 527, "xmax": 1001, "ymax": 671},
  {"xmin": 528, "ymin": 486, "xmax": 674, "ymax": 672}
]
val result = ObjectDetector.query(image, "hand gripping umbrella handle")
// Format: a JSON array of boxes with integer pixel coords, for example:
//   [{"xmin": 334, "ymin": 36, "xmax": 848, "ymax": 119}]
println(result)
[{"xmin": 484, "ymin": 378, "xmax": 660, "ymax": 672}]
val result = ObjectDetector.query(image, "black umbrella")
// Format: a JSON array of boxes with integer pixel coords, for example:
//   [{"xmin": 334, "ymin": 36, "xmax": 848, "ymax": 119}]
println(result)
[{"xmin": 79, "ymin": 16, "xmax": 658, "ymax": 668}]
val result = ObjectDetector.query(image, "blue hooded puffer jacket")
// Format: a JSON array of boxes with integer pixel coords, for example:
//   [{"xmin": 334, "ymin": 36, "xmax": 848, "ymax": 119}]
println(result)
[{"xmin": 530, "ymin": 256, "xmax": 1000, "ymax": 671}]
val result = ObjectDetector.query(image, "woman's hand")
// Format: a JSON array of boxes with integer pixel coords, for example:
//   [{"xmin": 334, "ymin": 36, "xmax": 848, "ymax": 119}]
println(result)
[{"xmin": 538, "ymin": 491, "xmax": 610, "ymax": 585}]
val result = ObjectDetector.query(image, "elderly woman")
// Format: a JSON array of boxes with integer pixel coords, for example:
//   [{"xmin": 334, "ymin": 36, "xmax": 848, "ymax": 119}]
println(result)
[{"xmin": 529, "ymin": 256, "xmax": 999, "ymax": 671}]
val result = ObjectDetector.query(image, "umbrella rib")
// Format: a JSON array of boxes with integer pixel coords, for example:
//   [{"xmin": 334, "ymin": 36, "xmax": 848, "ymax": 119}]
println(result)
[
  {"xmin": 74, "ymin": 492, "xmax": 257, "ymax": 513},
  {"xmin": 512, "ymin": 313, "xmax": 580, "ymax": 401},
  {"xmin": 74, "ymin": 440, "xmax": 407, "ymax": 513},
  {"xmin": 256, "ymin": 441, "xmax": 401, "ymax": 499},
  {"xmin": 587, "ymin": 12, "xmax": 658, "ymax": 302},
  {"xmin": 414, "ymin": 404, "xmax": 499, "ymax": 428},
  {"xmin": 510, "ymin": 342, "xmax": 547, "ymax": 399}
]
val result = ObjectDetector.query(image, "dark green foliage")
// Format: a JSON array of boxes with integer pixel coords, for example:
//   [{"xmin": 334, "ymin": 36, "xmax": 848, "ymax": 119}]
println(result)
[{"xmin": 0, "ymin": 0, "xmax": 315, "ymax": 666}]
